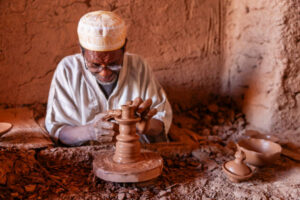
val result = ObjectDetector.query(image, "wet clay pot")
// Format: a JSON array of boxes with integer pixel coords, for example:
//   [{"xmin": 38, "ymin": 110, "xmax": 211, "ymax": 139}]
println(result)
[
  {"xmin": 222, "ymin": 150, "xmax": 254, "ymax": 183},
  {"xmin": 93, "ymin": 105, "xmax": 163, "ymax": 183},
  {"xmin": 237, "ymin": 138, "xmax": 282, "ymax": 167}
]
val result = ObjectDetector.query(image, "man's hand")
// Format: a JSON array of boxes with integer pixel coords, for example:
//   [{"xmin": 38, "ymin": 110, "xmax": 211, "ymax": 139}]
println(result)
[
  {"xmin": 125, "ymin": 97, "xmax": 157, "ymax": 135},
  {"xmin": 90, "ymin": 111, "xmax": 120, "ymax": 142},
  {"xmin": 59, "ymin": 110, "xmax": 120, "ymax": 146}
]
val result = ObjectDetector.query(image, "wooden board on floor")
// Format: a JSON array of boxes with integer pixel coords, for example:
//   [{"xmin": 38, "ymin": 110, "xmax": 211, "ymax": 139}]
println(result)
[{"xmin": 0, "ymin": 107, "xmax": 53, "ymax": 149}]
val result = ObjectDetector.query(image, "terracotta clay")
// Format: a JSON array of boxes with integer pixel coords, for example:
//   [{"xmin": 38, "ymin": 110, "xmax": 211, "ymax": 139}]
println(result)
[
  {"xmin": 0, "ymin": 122, "xmax": 13, "ymax": 136},
  {"xmin": 237, "ymin": 138, "xmax": 282, "ymax": 167},
  {"xmin": 245, "ymin": 130, "xmax": 279, "ymax": 143},
  {"xmin": 93, "ymin": 105, "xmax": 163, "ymax": 183},
  {"xmin": 113, "ymin": 105, "xmax": 141, "ymax": 163},
  {"xmin": 281, "ymin": 148, "xmax": 300, "ymax": 162},
  {"xmin": 222, "ymin": 150, "xmax": 254, "ymax": 183}
]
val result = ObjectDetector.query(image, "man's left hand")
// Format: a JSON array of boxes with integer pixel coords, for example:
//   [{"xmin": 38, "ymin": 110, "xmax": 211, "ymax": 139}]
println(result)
[{"xmin": 126, "ymin": 97, "xmax": 157, "ymax": 135}]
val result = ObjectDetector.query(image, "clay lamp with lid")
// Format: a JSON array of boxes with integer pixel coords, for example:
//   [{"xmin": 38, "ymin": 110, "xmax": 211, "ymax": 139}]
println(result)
[{"xmin": 222, "ymin": 150, "xmax": 254, "ymax": 183}]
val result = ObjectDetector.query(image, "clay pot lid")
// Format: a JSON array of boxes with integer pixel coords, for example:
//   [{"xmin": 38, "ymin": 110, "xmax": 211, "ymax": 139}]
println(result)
[{"xmin": 224, "ymin": 150, "xmax": 251, "ymax": 176}]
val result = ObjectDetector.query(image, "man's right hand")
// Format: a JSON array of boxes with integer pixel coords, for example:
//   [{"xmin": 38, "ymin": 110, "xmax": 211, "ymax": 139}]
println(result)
[
  {"xmin": 89, "ymin": 112, "xmax": 119, "ymax": 142},
  {"xmin": 59, "ymin": 110, "xmax": 120, "ymax": 146}
]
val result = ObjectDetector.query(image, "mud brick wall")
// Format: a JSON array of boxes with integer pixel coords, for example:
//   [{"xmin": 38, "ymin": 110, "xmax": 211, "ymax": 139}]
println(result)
[
  {"xmin": 0, "ymin": 0, "xmax": 222, "ymax": 107},
  {"xmin": 1, "ymin": 0, "xmax": 300, "ymax": 133},
  {"xmin": 222, "ymin": 0, "xmax": 300, "ymax": 133}
]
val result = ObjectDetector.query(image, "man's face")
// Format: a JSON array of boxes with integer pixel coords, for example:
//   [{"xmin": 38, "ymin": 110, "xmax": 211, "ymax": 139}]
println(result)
[{"xmin": 83, "ymin": 48, "xmax": 124, "ymax": 83}]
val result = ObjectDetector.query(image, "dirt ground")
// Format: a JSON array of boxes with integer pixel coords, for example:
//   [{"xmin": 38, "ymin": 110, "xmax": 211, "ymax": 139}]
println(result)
[{"xmin": 0, "ymin": 99, "xmax": 300, "ymax": 199}]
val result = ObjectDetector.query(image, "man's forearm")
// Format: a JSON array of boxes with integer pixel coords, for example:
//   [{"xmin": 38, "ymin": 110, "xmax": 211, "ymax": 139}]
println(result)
[
  {"xmin": 141, "ymin": 118, "xmax": 166, "ymax": 143},
  {"xmin": 59, "ymin": 125, "xmax": 94, "ymax": 146},
  {"xmin": 59, "ymin": 118, "xmax": 164, "ymax": 145},
  {"xmin": 147, "ymin": 118, "xmax": 164, "ymax": 136}
]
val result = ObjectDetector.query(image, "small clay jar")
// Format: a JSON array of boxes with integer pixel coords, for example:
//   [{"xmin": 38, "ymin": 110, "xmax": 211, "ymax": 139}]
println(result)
[{"xmin": 222, "ymin": 150, "xmax": 254, "ymax": 183}]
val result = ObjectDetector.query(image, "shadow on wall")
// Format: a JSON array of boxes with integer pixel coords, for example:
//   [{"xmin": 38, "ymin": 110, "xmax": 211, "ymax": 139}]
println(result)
[
  {"xmin": 155, "ymin": 54, "xmax": 222, "ymax": 110},
  {"xmin": 223, "ymin": 43, "xmax": 278, "ymax": 131},
  {"xmin": 226, "ymin": 47, "xmax": 264, "ymax": 106}
]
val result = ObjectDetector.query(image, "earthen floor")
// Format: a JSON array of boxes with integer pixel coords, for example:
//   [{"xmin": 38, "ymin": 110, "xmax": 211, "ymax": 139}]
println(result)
[{"xmin": 0, "ymin": 103, "xmax": 299, "ymax": 199}]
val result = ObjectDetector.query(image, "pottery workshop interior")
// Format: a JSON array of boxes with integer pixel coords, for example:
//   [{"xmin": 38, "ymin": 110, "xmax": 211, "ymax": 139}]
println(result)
[{"xmin": 0, "ymin": 0, "xmax": 299, "ymax": 199}]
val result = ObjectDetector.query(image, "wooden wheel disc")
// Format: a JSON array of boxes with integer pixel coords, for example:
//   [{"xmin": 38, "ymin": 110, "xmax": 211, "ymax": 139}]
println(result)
[{"xmin": 93, "ymin": 151, "xmax": 163, "ymax": 183}]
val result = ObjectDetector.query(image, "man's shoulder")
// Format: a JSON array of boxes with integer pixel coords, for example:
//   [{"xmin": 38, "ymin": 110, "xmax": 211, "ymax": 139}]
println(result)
[
  {"xmin": 57, "ymin": 53, "xmax": 83, "ymax": 72},
  {"xmin": 125, "ymin": 52, "xmax": 148, "ymax": 71},
  {"xmin": 125, "ymin": 52, "xmax": 144, "ymax": 62}
]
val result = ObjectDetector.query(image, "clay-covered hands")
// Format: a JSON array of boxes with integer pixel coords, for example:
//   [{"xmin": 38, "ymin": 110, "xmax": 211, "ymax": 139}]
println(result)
[
  {"xmin": 88, "ymin": 97, "xmax": 157, "ymax": 143},
  {"xmin": 90, "ymin": 110, "xmax": 121, "ymax": 142},
  {"xmin": 59, "ymin": 109, "xmax": 122, "ymax": 146},
  {"xmin": 125, "ymin": 97, "xmax": 158, "ymax": 135},
  {"xmin": 58, "ymin": 99, "xmax": 162, "ymax": 146}
]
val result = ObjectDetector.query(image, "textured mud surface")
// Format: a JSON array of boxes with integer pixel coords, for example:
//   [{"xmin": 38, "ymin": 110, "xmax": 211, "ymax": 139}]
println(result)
[
  {"xmin": 0, "ymin": 100, "xmax": 300, "ymax": 199},
  {"xmin": 223, "ymin": 0, "xmax": 300, "ymax": 132},
  {"xmin": 0, "ymin": 143, "xmax": 299, "ymax": 199},
  {"xmin": 0, "ymin": 0, "xmax": 222, "ymax": 107}
]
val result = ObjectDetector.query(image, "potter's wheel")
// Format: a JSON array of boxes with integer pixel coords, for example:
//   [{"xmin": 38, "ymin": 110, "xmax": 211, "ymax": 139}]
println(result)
[
  {"xmin": 93, "ymin": 104, "xmax": 163, "ymax": 183},
  {"xmin": 93, "ymin": 150, "xmax": 163, "ymax": 183},
  {"xmin": 0, "ymin": 122, "xmax": 12, "ymax": 136}
]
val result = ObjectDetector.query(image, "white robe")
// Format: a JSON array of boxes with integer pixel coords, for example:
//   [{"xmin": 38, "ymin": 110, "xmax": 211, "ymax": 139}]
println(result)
[{"xmin": 45, "ymin": 52, "xmax": 172, "ymax": 141}]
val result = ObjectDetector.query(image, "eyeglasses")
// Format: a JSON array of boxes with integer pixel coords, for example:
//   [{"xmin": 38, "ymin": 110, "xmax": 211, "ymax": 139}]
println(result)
[{"xmin": 83, "ymin": 58, "xmax": 122, "ymax": 73}]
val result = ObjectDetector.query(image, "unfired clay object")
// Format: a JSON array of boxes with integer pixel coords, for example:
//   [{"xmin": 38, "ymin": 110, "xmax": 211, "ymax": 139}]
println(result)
[
  {"xmin": 245, "ymin": 130, "xmax": 279, "ymax": 143},
  {"xmin": 93, "ymin": 105, "xmax": 163, "ymax": 183},
  {"xmin": 238, "ymin": 138, "xmax": 282, "ymax": 167},
  {"xmin": 281, "ymin": 148, "xmax": 300, "ymax": 162},
  {"xmin": 0, "ymin": 122, "xmax": 12, "ymax": 136},
  {"xmin": 222, "ymin": 150, "xmax": 254, "ymax": 183}
]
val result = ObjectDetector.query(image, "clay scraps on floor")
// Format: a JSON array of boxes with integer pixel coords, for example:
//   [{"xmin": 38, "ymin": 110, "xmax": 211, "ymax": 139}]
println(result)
[
  {"xmin": 0, "ymin": 142, "xmax": 300, "ymax": 200},
  {"xmin": 0, "ymin": 99, "xmax": 300, "ymax": 199}
]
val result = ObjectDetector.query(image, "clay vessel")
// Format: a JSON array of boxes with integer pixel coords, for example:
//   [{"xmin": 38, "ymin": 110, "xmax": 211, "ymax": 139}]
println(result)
[
  {"xmin": 113, "ymin": 105, "xmax": 141, "ymax": 164},
  {"xmin": 222, "ymin": 150, "xmax": 254, "ymax": 183},
  {"xmin": 237, "ymin": 138, "xmax": 282, "ymax": 167},
  {"xmin": 245, "ymin": 130, "xmax": 279, "ymax": 143},
  {"xmin": 93, "ymin": 104, "xmax": 163, "ymax": 183}
]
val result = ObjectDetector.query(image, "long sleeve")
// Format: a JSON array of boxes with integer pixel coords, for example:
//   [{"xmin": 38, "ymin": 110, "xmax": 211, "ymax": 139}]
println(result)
[
  {"xmin": 121, "ymin": 54, "xmax": 172, "ymax": 136},
  {"xmin": 45, "ymin": 53, "xmax": 173, "ymax": 142},
  {"xmin": 45, "ymin": 56, "xmax": 84, "ymax": 141},
  {"xmin": 140, "ymin": 60, "xmax": 173, "ymax": 136}
]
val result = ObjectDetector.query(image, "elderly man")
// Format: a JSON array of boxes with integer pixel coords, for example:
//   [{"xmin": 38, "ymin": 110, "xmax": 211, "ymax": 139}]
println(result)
[{"xmin": 45, "ymin": 11, "xmax": 172, "ymax": 146}]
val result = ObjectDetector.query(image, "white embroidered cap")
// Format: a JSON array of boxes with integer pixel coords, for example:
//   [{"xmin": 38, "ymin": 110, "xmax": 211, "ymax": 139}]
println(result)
[{"xmin": 77, "ymin": 11, "xmax": 126, "ymax": 51}]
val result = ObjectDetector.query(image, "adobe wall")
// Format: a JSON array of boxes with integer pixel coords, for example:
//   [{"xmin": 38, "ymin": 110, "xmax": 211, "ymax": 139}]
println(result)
[
  {"xmin": 222, "ymin": 0, "xmax": 300, "ymax": 133},
  {"xmin": 1, "ymin": 0, "xmax": 299, "ymax": 133},
  {"xmin": 0, "ymin": 0, "xmax": 222, "ymax": 107}
]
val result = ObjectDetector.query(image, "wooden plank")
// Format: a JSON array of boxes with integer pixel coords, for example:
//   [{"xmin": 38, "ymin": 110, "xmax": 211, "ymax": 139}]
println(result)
[{"xmin": 0, "ymin": 108, "xmax": 53, "ymax": 149}]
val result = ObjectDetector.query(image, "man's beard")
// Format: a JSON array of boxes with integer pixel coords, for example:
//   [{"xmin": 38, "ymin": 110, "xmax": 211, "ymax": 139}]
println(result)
[{"xmin": 95, "ymin": 72, "xmax": 119, "ymax": 85}]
